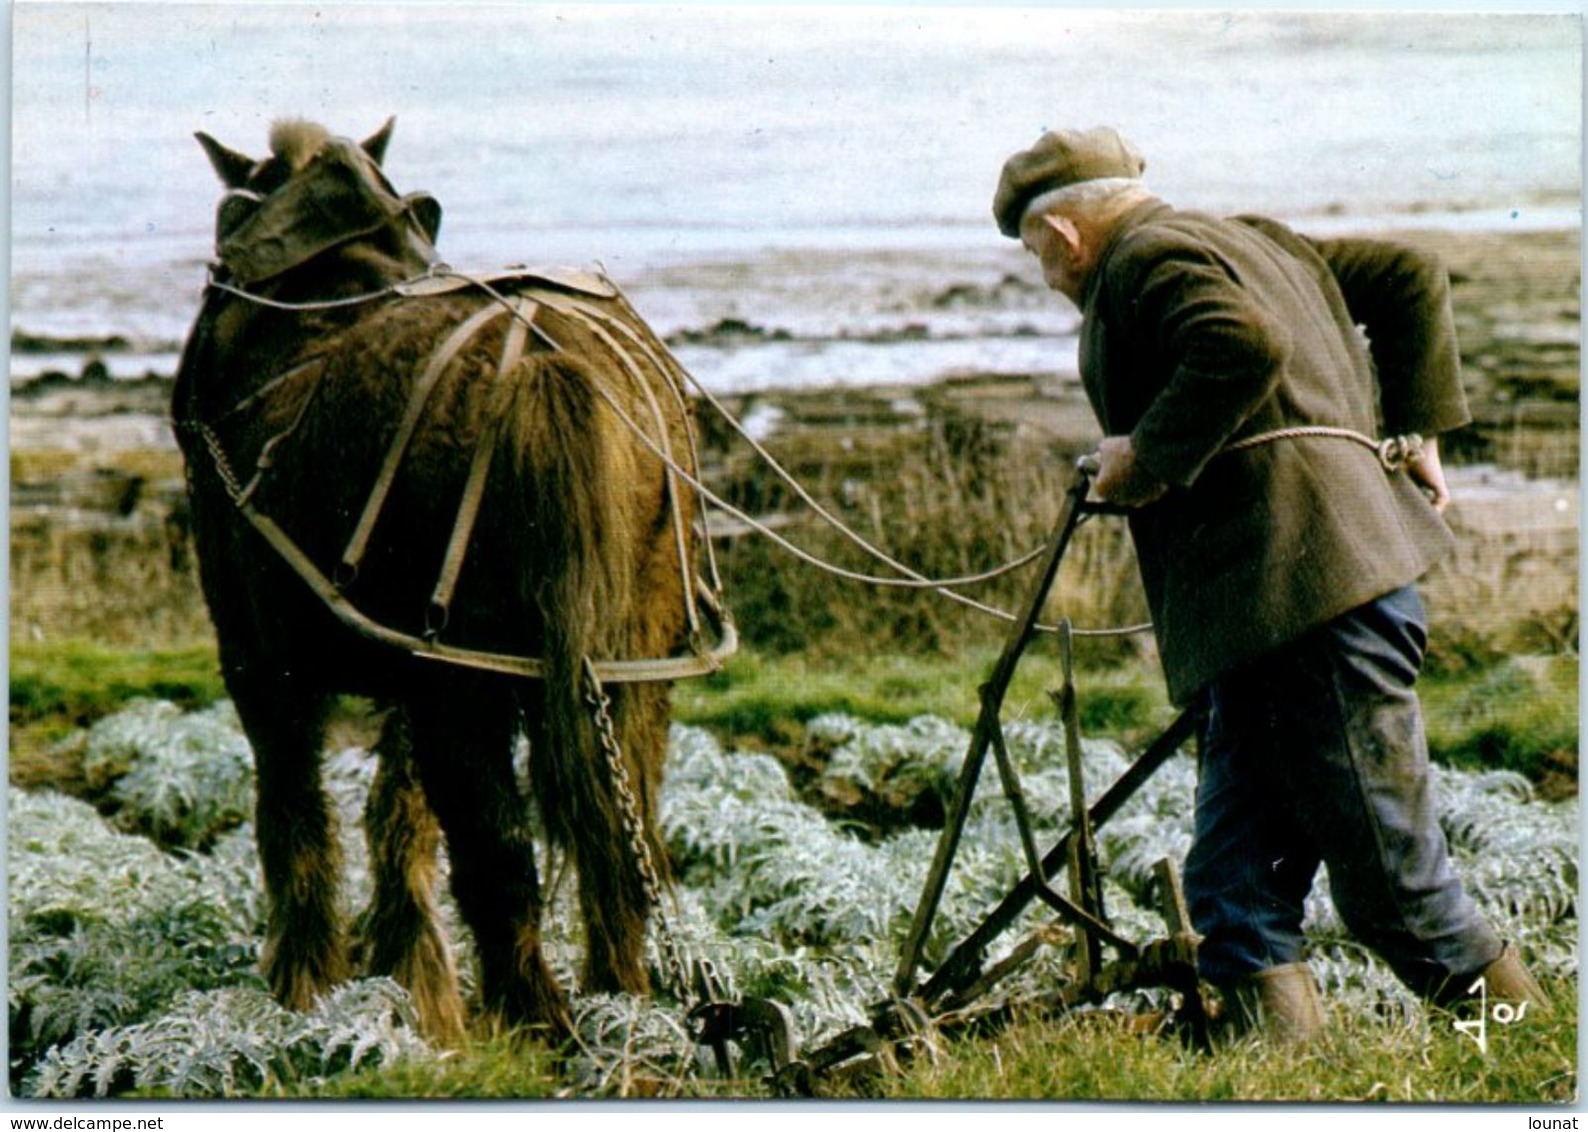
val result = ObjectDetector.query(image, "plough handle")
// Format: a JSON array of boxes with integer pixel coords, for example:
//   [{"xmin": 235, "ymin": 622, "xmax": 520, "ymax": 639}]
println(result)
[{"xmin": 892, "ymin": 461, "xmax": 1095, "ymax": 996}]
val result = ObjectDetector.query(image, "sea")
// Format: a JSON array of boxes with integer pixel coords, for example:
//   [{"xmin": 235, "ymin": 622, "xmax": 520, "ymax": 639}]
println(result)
[{"xmin": 10, "ymin": 4, "xmax": 1582, "ymax": 396}]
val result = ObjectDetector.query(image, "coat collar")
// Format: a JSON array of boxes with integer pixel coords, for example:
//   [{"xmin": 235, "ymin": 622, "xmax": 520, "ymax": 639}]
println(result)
[{"xmin": 1079, "ymin": 198, "xmax": 1175, "ymax": 310}]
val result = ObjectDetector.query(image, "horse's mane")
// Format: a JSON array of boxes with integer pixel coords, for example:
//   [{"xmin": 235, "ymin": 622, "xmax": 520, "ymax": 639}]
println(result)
[{"xmin": 268, "ymin": 119, "xmax": 331, "ymax": 170}]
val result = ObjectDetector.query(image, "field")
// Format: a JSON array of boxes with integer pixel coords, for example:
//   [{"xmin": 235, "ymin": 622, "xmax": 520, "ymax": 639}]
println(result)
[
  {"xmin": 7, "ymin": 224, "xmax": 1580, "ymax": 1103},
  {"xmin": 6, "ymin": 649, "xmax": 1579, "ymax": 1102}
]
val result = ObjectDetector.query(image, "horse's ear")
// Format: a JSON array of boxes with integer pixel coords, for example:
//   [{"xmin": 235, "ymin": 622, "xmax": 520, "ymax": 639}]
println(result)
[
  {"xmin": 196, "ymin": 132, "xmax": 256, "ymax": 189},
  {"xmin": 362, "ymin": 117, "xmax": 396, "ymax": 166}
]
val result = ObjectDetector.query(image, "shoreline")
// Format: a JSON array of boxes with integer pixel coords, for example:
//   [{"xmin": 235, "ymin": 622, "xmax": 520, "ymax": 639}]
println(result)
[
  {"xmin": 10, "ymin": 212, "xmax": 1581, "ymax": 388},
  {"xmin": 11, "ymin": 222, "xmax": 1579, "ymax": 470},
  {"xmin": 10, "ymin": 219, "xmax": 1578, "ymax": 650}
]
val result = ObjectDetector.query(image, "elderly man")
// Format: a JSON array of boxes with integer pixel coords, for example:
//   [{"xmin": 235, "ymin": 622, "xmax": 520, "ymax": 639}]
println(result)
[{"xmin": 993, "ymin": 126, "xmax": 1548, "ymax": 1040}]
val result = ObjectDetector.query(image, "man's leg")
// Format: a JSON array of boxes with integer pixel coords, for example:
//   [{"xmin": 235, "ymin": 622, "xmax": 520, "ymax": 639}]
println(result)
[
  {"xmin": 1184, "ymin": 682, "xmax": 1322, "ymax": 985},
  {"xmin": 1184, "ymin": 674, "xmax": 1328, "ymax": 1040},
  {"xmin": 1290, "ymin": 586, "xmax": 1504, "ymax": 998},
  {"xmin": 1193, "ymin": 586, "xmax": 1504, "ymax": 999}
]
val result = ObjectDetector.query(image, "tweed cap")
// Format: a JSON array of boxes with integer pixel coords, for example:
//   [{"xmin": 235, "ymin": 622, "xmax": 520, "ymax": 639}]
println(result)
[{"xmin": 993, "ymin": 127, "xmax": 1146, "ymax": 237}]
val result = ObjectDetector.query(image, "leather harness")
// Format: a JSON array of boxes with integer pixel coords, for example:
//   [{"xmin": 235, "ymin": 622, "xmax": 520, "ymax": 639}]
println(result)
[{"xmin": 188, "ymin": 265, "xmax": 737, "ymax": 685}]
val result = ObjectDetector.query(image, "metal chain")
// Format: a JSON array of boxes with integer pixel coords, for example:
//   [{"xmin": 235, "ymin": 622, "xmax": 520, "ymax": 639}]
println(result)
[
  {"xmin": 580, "ymin": 658, "xmax": 693, "ymax": 999},
  {"xmin": 182, "ymin": 420, "xmax": 246, "ymax": 503}
]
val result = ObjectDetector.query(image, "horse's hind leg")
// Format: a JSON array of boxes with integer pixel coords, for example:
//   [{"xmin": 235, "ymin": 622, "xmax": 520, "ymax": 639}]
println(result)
[
  {"xmin": 408, "ymin": 682, "xmax": 572, "ymax": 1038},
  {"xmin": 229, "ymin": 678, "xmax": 348, "ymax": 1010},
  {"xmin": 354, "ymin": 704, "xmax": 466, "ymax": 1046}
]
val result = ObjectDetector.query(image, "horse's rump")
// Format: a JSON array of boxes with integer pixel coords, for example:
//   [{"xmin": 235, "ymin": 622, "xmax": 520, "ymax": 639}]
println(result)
[{"xmin": 213, "ymin": 281, "xmax": 697, "ymax": 665}]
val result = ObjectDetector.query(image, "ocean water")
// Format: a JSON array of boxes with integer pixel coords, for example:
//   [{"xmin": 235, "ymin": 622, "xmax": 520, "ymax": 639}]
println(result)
[{"xmin": 10, "ymin": 4, "xmax": 1582, "ymax": 392}]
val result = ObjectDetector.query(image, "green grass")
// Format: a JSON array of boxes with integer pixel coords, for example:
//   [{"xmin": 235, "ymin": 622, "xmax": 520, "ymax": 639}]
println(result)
[
  {"xmin": 10, "ymin": 640, "xmax": 226, "ymax": 729},
  {"xmin": 1422, "ymin": 655, "xmax": 1579, "ymax": 791},
  {"xmin": 9, "ymin": 642, "xmax": 230, "ymax": 795},
  {"xmin": 10, "ymin": 638, "xmax": 1575, "ymax": 792},
  {"xmin": 243, "ymin": 985, "xmax": 1584, "ymax": 1102},
  {"xmin": 869, "ymin": 983, "xmax": 1578, "ymax": 1103},
  {"xmin": 671, "ymin": 647, "xmax": 1173, "ymax": 755},
  {"xmin": 671, "ymin": 647, "xmax": 1577, "ymax": 792},
  {"xmin": 265, "ymin": 1030, "xmax": 563, "ymax": 1100}
]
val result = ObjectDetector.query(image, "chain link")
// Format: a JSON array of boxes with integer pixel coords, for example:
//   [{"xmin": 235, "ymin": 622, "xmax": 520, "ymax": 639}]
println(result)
[
  {"xmin": 181, "ymin": 419, "xmax": 246, "ymax": 503},
  {"xmin": 580, "ymin": 658, "xmax": 694, "ymax": 999}
]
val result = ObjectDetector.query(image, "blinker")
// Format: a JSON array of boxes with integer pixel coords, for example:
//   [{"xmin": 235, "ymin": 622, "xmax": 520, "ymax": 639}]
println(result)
[
  {"xmin": 404, "ymin": 193, "xmax": 443, "ymax": 244},
  {"xmin": 215, "ymin": 189, "xmax": 264, "ymax": 242},
  {"xmin": 215, "ymin": 139, "xmax": 408, "ymax": 286}
]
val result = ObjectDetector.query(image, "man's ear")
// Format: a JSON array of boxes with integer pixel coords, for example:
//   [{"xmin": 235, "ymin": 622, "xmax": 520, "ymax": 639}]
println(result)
[{"xmin": 1041, "ymin": 212, "xmax": 1083, "ymax": 257}]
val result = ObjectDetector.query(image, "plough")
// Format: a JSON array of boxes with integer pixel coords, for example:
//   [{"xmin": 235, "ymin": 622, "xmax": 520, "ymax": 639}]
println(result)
[{"xmin": 680, "ymin": 458, "xmax": 1209, "ymax": 1094}]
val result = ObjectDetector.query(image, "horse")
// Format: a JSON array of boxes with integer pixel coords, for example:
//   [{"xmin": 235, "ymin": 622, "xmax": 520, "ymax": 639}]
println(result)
[{"xmin": 173, "ymin": 118, "xmax": 728, "ymax": 1044}]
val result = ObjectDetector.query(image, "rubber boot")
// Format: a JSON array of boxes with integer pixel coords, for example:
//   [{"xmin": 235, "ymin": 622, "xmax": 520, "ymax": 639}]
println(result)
[{"xmin": 1221, "ymin": 962, "xmax": 1327, "ymax": 1045}]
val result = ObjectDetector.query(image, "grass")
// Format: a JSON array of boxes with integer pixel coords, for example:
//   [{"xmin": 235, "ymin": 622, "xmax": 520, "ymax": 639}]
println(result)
[
  {"xmin": 672, "ymin": 646, "xmax": 1579, "ymax": 794},
  {"xmin": 867, "ymin": 982, "xmax": 1578, "ymax": 1104},
  {"xmin": 1422, "ymin": 656, "xmax": 1580, "ymax": 796},
  {"xmin": 9, "ymin": 638, "xmax": 1575, "ymax": 794},
  {"xmin": 266, "ymin": 1030, "xmax": 564, "ymax": 1100},
  {"xmin": 671, "ymin": 646, "xmax": 1171, "ymax": 751},
  {"xmin": 10, "ymin": 640, "xmax": 227, "ymax": 729},
  {"xmin": 11, "ymin": 447, "xmax": 187, "ymax": 484},
  {"xmin": 192, "ymin": 981, "xmax": 1587, "ymax": 1103},
  {"xmin": 149, "ymin": 977, "xmax": 1584, "ymax": 1104},
  {"xmin": 9, "ymin": 642, "xmax": 230, "ymax": 796},
  {"xmin": 7, "ymin": 638, "xmax": 1577, "ymax": 1104}
]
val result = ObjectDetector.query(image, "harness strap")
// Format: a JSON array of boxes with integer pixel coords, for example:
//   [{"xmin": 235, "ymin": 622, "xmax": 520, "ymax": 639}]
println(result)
[
  {"xmin": 339, "ymin": 301, "xmax": 510, "ymax": 585},
  {"xmin": 533, "ymin": 291, "xmax": 704, "ymax": 641},
  {"xmin": 553, "ymin": 291, "xmax": 727, "ymax": 604},
  {"xmin": 237, "ymin": 499, "xmax": 737, "ymax": 683},
  {"xmin": 193, "ymin": 282, "xmax": 738, "ymax": 684},
  {"xmin": 426, "ymin": 296, "xmax": 539, "ymax": 636}
]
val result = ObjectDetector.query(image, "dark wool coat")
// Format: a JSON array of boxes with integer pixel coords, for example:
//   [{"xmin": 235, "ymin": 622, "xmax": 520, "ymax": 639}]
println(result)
[{"xmin": 1077, "ymin": 201, "xmax": 1471, "ymax": 705}]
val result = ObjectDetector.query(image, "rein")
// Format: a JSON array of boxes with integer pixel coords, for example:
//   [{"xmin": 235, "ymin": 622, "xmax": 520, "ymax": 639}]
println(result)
[{"xmin": 205, "ymin": 273, "xmax": 414, "ymax": 311}]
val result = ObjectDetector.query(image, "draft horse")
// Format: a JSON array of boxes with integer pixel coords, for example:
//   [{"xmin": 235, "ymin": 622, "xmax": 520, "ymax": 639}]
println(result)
[{"xmin": 175, "ymin": 118, "xmax": 723, "ymax": 1043}]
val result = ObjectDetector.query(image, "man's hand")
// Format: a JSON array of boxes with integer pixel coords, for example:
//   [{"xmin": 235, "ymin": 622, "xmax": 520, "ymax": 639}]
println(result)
[
  {"xmin": 1408, "ymin": 435, "xmax": 1451, "ymax": 512},
  {"xmin": 1090, "ymin": 435, "xmax": 1169, "ymax": 507}
]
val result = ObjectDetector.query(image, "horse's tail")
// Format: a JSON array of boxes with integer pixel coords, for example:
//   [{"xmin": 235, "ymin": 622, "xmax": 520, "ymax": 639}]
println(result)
[{"xmin": 496, "ymin": 348, "xmax": 649, "ymax": 943}]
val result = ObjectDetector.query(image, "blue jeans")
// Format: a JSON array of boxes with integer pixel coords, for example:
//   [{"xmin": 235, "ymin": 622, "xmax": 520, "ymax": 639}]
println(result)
[{"xmin": 1182, "ymin": 585, "xmax": 1501, "ymax": 998}]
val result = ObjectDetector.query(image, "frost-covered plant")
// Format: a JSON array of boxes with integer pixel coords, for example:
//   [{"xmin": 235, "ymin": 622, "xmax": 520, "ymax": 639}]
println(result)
[
  {"xmin": 806, "ymin": 713, "xmax": 968, "ymax": 822},
  {"xmin": 8, "ymin": 790, "xmax": 264, "ymax": 1089},
  {"xmin": 1434, "ymin": 766, "xmax": 1579, "ymax": 978},
  {"xmin": 10, "ymin": 702, "xmax": 1578, "ymax": 1099},
  {"xmin": 80, "ymin": 699, "xmax": 256, "ymax": 850},
  {"xmin": 27, "ymin": 980, "xmax": 429, "ymax": 1098}
]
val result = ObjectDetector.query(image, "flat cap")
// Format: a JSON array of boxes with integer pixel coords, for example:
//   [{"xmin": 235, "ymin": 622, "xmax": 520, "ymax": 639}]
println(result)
[{"xmin": 992, "ymin": 126, "xmax": 1146, "ymax": 238}]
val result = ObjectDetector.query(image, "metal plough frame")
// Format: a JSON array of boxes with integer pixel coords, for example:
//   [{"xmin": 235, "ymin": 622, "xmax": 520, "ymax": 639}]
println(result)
[{"xmin": 692, "ymin": 460, "xmax": 1209, "ymax": 1094}]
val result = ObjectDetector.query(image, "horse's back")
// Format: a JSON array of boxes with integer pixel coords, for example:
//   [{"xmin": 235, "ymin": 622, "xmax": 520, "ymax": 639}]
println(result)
[{"xmin": 201, "ymin": 282, "xmax": 695, "ymax": 667}]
